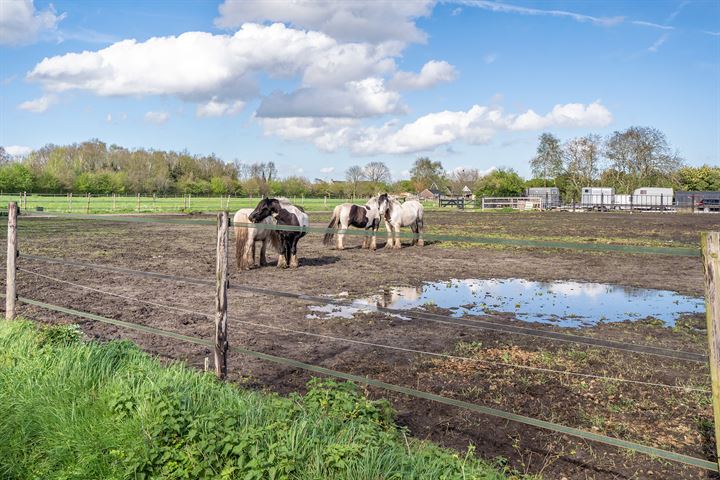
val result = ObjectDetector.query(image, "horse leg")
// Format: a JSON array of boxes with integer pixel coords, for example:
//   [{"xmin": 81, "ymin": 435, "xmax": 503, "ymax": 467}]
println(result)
[
  {"xmin": 277, "ymin": 235, "xmax": 288, "ymax": 268},
  {"xmin": 393, "ymin": 224, "xmax": 401, "ymax": 249},
  {"xmin": 284, "ymin": 237, "xmax": 294, "ymax": 268},
  {"xmin": 259, "ymin": 239, "xmax": 268, "ymax": 266},
  {"xmin": 362, "ymin": 227, "xmax": 370, "ymax": 249},
  {"xmin": 289, "ymin": 235, "xmax": 300, "ymax": 268},
  {"xmin": 383, "ymin": 220, "xmax": 393, "ymax": 249},
  {"xmin": 370, "ymin": 225, "xmax": 377, "ymax": 251},
  {"xmin": 241, "ymin": 239, "xmax": 254, "ymax": 270},
  {"xmin": 410, "ymin": 222, "xmax": 418, "ymax": 246},
  {"xmin": 416, "ymin": 217, "xmax": 424, "ymax": 246}
]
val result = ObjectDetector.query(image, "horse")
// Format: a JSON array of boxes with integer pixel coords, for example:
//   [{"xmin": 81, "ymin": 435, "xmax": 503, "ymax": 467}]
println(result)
[
  {"xmin": 379, "ymin": 195, "xmax": 424, "ymax": 249},
  {"xmin": 248, "ymin": 198, "xmax": 309, "ymax": 268},
  {"xmin": 322, "ymin": 195, "xmax": 387, "ymax": 250},
  {"xmin": 233, "ymin": 208, "xmax": 282, "ymax": 270}
]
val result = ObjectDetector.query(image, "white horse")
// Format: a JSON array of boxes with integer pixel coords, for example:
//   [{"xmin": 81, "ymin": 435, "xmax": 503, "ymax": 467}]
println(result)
[
  {"xmin": 380, "ymin": 195, "xmax": 424, "ymax": 249},
  {"xmin": 323, "ymin": 195, "xmax": 386, "ymax": 250},
  {"xmin": 233, "ymin": 208, "xmax": 281, "ymax": 270}
]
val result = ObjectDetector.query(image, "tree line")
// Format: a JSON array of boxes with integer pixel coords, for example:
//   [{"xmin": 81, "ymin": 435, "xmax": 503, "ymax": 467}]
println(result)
[{"xmin": 0, "ymin": 127, "xmax": 717, "ymax": 199}]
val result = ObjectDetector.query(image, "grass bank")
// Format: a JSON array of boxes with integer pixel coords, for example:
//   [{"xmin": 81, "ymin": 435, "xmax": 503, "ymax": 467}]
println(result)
[{"xmin": 0, "ymin": 320, "xmax": 524, "ymax": 480}]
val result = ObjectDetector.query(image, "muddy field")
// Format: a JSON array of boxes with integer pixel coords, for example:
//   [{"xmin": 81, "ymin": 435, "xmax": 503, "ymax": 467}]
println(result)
[{"xmin": 5, "ymin": 210, "xmax": 720, "ymax": 479}]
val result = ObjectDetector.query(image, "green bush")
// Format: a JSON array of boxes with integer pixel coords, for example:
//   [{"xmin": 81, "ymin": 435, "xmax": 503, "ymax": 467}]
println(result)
[{"xmin": 0, "ymin": 320, "xmax": 521, "ymax": 480}]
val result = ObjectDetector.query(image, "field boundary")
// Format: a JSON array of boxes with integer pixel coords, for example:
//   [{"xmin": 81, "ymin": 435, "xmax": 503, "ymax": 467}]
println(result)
[
  {"xmin": 6, "ymin": 292, "xmax": 718, "ymax": 473},
  {"xmin": 18, "ymin": 212, "xmax": 702, "ymax": 257}
]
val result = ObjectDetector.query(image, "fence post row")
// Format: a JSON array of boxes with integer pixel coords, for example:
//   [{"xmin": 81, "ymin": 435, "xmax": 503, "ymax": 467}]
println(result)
[
  {"xmin": 214, "ymin": 211, "xmax": 230, "ymax": 380},
  {"xmin": 701, "ymin": 231, "xmax": 720, "ymax": 471},
  {"xmin": 5, "ymin": 202, "xmax": 18, "ymax": 320}
]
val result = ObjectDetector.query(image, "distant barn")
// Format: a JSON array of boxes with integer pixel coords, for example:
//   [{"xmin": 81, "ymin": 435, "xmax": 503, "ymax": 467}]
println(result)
[{"xmin": 525, "ymin": 187, "xmax": 561, "ymax": 208}]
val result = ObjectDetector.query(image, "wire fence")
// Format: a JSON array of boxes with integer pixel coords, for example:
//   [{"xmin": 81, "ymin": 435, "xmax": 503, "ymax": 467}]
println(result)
[{"xmin": 3, "ymin": 204, "xmax": 718, "ymax": 474}]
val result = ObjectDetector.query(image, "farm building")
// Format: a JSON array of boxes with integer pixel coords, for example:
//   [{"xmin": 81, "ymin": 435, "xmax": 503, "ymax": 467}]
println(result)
[
  {"xmin": 461, "ymin": 186, "xmax": 474, "ymax": 199},
  {"xmin": 525, "ymin": 187, "xmax": 561, "ymax": 208},
  {"xmin": 418, "ymin": 189, "xmax": 437, "ymax": 200}
]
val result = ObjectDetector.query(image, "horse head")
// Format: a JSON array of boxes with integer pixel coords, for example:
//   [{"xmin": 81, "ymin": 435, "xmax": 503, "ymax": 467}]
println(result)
[
  {"xmin": 376, "ymin": 193, "xmax": 391, "ymax": 214},
  {"xmin": 249, "ymin": 198, "xmax": 281, "ymax": 223}
]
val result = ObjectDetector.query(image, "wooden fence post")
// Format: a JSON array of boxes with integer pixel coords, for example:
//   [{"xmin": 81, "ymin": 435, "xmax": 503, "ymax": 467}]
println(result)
[
  {"xmin": 85, "ymin": 193, "xmax": 91, "ymax": 214},
  {"xmin": 214, "ymin": 211, "xmax": 229, "ymax": 379},
  {"xmin": 136, "ymin": 193, "xmax": 140, "ymax": 212},
  {"xmin": 67, "ymin": 193, "xmax": 71, "ymax": 212},
  {"xmin": 6, "ymin": 202, "xmax": 18, "ymax": 320},
  {"xmin": 112, "ymin": 193, "xmax": 116, "ymax": 211},
  {"xmin": 701, "ymin": 231, "xmax": 720, "ymax": 471}
]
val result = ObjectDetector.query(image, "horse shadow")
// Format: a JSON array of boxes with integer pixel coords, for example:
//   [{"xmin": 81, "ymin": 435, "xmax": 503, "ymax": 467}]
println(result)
[{"xmin": 295, "ymin": 255, "xmax": 341, "ymax": 267}]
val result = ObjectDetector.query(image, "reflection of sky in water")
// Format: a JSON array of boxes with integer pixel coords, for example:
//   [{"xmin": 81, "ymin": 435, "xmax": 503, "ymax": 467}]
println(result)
[{"xmin": 308, "ymin": 278, "xmax": 704, "ymax": 328}]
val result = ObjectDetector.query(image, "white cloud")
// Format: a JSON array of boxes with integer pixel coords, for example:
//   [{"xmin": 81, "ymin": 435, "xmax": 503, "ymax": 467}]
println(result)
[
  {"xmin": 390, "ymin": 60, "xmax": 457, "ymax": 90},
  {"xmin": 196, "ymin": 98, "xmax": 245, "ymax": 117},
  {"xmin": 24, "ymin": 23, "xmax": 406, "ymax": 117},
  {"xmin": 483, "ymin": 53, "xmax": 497, "ymax": 64},
  {"xmin": 704, "ymin": 31, "xmax": 720, "ymax": 36},
  {"xmin": 457, "ymin": 0, "xmax": 624, "ymax": 27},
  {"xmin": 510, "ymin": 101, "xmax": 612, "ymax": 130},
  {"xmin": 144, "ymin": 111, "xmax": 170, "ymax": 124},
  {"xmin": 258, "ymin": 78, "xmax": 404, "ymax": 118},
  {"xmin": 214, "ymin": 0, "xmax": 435, "ymax": 43},
  {"xmin": 106, "ymin": 113, "xmax": 112, "ymax": 123},
  {"xmin": 18, "ymin": 94, "xmax": 57, "ymax": 113},
  {"xmin": 451, "ymin": 7, "xmax": 463, "ymax": 16},
  {"xmin": 648, "ymin": 34, "xmax": 669, "ymax": 53},
  {"xmin": 0, "ymin": 0, "xmax": 66, "ymax": 45},
  {"xmin": 259, "ymin": 101, "xmax": 612, "ymax": 155},
  {"xmin": 320, "ymin": 167, "xmax": 335, "ymax": 174},
  {"xmin": 4, "ymin": 145, "xmax": 33, "ymax": 156}
]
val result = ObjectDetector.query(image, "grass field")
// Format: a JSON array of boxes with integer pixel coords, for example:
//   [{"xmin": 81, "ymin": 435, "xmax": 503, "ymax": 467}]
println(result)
[
  {"xmin": 0, "ymin": 193, "xmax": 360, "ymax": 214},
  {"xmin": 0, "ymin": 320, "xmax": 522, "ymax": 480}
]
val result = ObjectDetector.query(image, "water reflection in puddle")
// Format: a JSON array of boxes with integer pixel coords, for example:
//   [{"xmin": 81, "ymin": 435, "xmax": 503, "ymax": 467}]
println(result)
[{"xmin": 307, "ymin": 279, "xmax": 704, "ymax": 328}]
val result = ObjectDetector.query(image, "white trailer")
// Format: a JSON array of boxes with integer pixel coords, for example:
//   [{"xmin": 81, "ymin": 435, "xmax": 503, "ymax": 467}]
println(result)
[
  {"xmin": 581, "ymin": 187, "xmax": 614, "ymax": 209},
  {"xmin": 632, "ymin": 188, "xmax": 674, "ymax": 209}
]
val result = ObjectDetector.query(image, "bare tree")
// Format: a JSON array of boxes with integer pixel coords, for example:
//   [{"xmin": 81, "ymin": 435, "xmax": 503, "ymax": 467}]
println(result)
[
  {"xmin": 447, "ymin": 168, "xmax": 480, "ymax": 194},
  {"xmin": 345, "ymin": 165, "xmax": 365, "ymax": 198},
  {"xmin": 0, "ymin": 147, "xmax": 9, "ymax": 165},
  {"xmin": 563, "ymin": 134, "xmax": 603, "ymax": 200},
  {"xmin": 604, "ymin": 126, "xmax": 682, "ymax": 193},
  {"xmin": 531, "ymin": 133, "xmax": 563, "ymax": 186},
  {"xmin": 364, "ymin": 161, "xmax": 391, "ymax": 184},
  {"xmin": 410, "ymin": 157, "xmax": 446, "ymax": 191}
]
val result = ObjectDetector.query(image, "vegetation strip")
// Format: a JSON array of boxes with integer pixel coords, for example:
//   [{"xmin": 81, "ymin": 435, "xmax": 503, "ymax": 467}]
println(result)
[
  {"xmin": 17, "ymin": 212, "xmax": 701, "ymax": 256},
  {"xmin": 20, "ymin": 253, "xmax": 707, "ymax": 362},
  {"xmin": 19, "ymin": 266, "xmax": 708, "ymax": 393},
  {"xmin": 8, "ymin": 294, "xmax": 719, "ymax": 473}
]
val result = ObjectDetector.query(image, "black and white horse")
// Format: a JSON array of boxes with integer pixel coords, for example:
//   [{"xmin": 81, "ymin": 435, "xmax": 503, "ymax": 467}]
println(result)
[
  {"xmin": 249, "ymin": 198, "xmax": 309, "ymax": 268},
  {"xmin": 323, "ymin": 195, "xmax": 388, "ymax": 250},
  {"xmin": 380, "ymin": 195, "xmax": 424, "ymax": 249}
]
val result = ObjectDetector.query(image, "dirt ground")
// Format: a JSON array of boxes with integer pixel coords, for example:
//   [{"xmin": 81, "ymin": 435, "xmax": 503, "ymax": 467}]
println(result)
[{"xmin": 5, "ymin": 210, "xmax": 720, "ymax": 479}]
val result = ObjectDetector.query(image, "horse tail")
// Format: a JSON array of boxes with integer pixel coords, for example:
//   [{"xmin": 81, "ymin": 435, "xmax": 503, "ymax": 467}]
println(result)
[
  {"xmin": 234, "ymin": 210, "xmax": 251, "ymax": 269},
  {"xmin": 323, "ymin": 206, "xmax": 340, "ymax": 245}
]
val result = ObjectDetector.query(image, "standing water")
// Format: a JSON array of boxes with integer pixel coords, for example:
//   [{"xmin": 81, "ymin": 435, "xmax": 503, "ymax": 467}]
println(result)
[{"xmin": 307, "ymin": 278, "xmax": 704, "ymax": 328}]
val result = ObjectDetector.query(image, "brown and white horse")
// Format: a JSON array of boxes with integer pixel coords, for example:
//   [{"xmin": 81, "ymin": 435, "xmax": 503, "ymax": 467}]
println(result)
[
  {"xmin": 323, "ymin": 195, "xmax": 387, "ymax": 250},
  {"xmin": 249, "ymin": 198, "xmax": 309, "ymax": 268},
  {"xmin": 233, "ymin": 208, "xmax": 281, "ymax": 270}
]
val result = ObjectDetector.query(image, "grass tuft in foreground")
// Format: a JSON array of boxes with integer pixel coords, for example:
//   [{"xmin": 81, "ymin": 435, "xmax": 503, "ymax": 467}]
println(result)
[{"xmin": 0, "ymin": 320, "xmax": 526, "ymax": 480}]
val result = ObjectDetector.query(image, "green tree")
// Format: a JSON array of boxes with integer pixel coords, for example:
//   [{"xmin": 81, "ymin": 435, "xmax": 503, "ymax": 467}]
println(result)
[
  {"xmin": 473, "ymin": 168, "xmax": 525, "ymax": 197},
  {"xmin": 676, "ymin": 165, "xmax": 720, "ymax": 191},
  {"xmin": 410, "ymin": 157, "xmax": 445, "ymax": 192},
  {"xmin": 0, "ymin": 164, "xmax": 34, "ymax": 192}
]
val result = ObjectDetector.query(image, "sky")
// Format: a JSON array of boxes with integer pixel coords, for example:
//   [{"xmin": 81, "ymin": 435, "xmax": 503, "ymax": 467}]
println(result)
[{"xmin": 0, "ymin": 0, "xmax": 718, "ymax": 181}]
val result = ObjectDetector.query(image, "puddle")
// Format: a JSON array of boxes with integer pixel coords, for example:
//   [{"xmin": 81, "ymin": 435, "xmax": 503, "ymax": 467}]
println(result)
[{"xmin": 307, "ymin": 279, "xmax": 704, "ymax": 328}]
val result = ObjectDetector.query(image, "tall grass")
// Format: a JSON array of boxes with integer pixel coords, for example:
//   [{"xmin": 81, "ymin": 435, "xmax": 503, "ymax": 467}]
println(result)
[{"xmin": 0, "ymin": 320, "xmax": 523, "ymax": 479}]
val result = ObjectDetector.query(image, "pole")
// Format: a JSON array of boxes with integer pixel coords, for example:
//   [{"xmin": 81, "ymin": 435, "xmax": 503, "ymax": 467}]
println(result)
[
  {"xmin": 692, "ymin": 194, "xmax": 696, "ymax": 214},
  {"xmin": 112, "ymin": 193, "xmax": 116, "ymax": 211},
  {"xmin": 85, "ymin": 193, "xmax": 91, "ymax": 214},
  {"xmin": 153, "ymin": 193, "xmax": 156, "ymax": 211},
  {"xmin": 701, "ymin": 231, "xmax": 720, "ymax": 472},
  {"xmin": 67, "ymin": 193, "xmax": 71, "ymax": 212},
  {"xmin": 6, "ymin": 202, "xmax": 18, "ymax": 320},
  {"xmin": 214, "ymin": 211, "xmax": 229, "ymax": 380},
  {"xmin": 136, "ymin": 193, "xmax": 140, "ymax": 213}
]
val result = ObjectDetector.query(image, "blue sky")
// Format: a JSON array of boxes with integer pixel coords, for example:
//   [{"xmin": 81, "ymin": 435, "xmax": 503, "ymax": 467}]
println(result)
[{"xmin": 1, "ymin": 0, "xmax": 718, "ymax": 180}]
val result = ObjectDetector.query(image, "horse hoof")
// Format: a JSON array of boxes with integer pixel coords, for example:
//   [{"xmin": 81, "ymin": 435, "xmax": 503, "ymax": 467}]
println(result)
[{"xmin": 417, "ymin": 240, "xmax": 424, "ymax": 246}]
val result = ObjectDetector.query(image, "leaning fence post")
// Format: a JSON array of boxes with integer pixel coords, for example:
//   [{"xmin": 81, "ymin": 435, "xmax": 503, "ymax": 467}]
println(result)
[
  {"xmin": 6, "ymin": 202, "xmax": 18, "ymax": 320},
  {"xmin": 214, "ymin": 211, "xmax": 229, "ymax": 379},
  {"xmin": 701, "ymin": 231, "xmax": 720, "ymax": 471}
]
